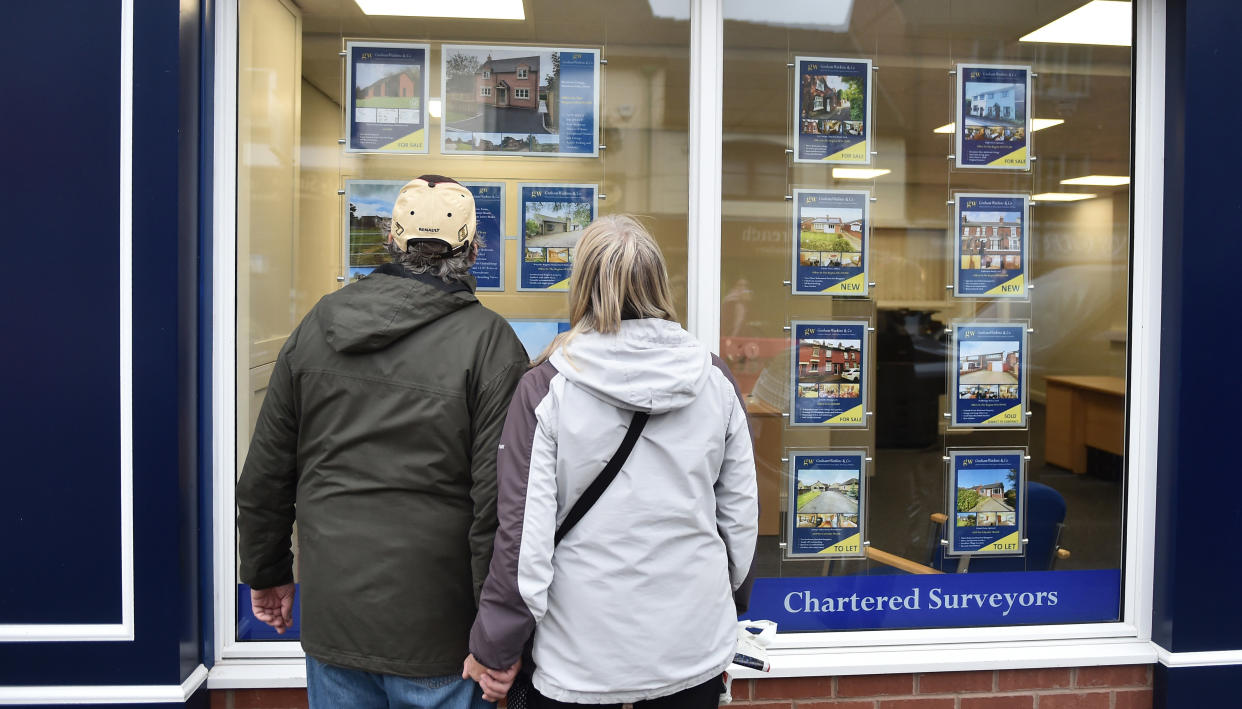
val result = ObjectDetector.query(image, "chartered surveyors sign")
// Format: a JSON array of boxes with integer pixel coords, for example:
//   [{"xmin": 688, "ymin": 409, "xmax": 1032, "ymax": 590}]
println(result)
[{"xmin": 747, "ymin": 569, "xmax": 1121, "ymax": 631}]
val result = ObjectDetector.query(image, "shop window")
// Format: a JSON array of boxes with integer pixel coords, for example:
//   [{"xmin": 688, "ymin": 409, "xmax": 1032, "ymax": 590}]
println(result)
[
  {"xmin": 229, "ymin": 0, "xmax": 691, "ymax": 651},
  {"xmin": 722, "ymin": 0, "xmax": 1132, "ymax": 635}
]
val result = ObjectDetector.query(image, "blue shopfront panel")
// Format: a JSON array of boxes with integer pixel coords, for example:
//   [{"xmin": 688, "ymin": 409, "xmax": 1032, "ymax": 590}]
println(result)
[{"xmin": 0, "ymin": 0, "xmax": 204, "ymax": 695}]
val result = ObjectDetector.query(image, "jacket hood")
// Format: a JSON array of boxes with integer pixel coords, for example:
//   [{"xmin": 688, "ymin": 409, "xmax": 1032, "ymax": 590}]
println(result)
[
  {"xmin": 321, "ymin": 269, "xmax": 477, "ymax": 353},
  {"xmin": 549, "ymin": 319, "xmax": 711, "ymax": 414}
]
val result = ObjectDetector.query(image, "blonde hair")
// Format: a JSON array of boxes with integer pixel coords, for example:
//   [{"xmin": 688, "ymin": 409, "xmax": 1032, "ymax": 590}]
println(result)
[{"xmin": 534, "ymin": 214, "xmax": 678, "ymax": 366}]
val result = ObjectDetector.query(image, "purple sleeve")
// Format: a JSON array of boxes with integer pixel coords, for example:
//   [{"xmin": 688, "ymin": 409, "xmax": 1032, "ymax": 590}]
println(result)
[{"xmin": 468, "ymin": 361, "xmax": 558, "ymax": 670}]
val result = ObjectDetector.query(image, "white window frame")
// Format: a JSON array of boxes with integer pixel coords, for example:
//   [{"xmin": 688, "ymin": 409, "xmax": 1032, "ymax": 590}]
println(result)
[
  {"xmin": 517, "ymin": 66, "xmax": 528, "ymax": 79},
  {"xmin": 480, "ymin": 86, "xmax": 491, "ymax": 97},
  {"xmin": 209, "ymin": 0, "xmax": 1166, "ymax": 688},
  {"xmin": 515, "ymin": 87, "xmax": 529, "ymax": 99}
]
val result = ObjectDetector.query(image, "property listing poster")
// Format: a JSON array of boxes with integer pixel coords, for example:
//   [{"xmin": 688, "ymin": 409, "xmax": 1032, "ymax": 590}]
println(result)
[
  {"xmin": 460, "ymin": 182, "xmax": 505, "ymax": 291},
  {"xmin": 794, "ymin": 57, "xmax": 872, "ymax": 164},
  {"xmin": 788, "ymin": 451, "xmax": 866, "ymax": 558},
  {"xmin": 507, "ymin": 319, "xmax": 571, "ymax": 361},
  {"xmin": 948, "ymin": 449, "xmax": 1025, "ymax": 556},
  {"xmin": 343, "ymin": 179, "xmax": 503, "ymax": 287},
  {"xmin": 953, "ymin": 193, "xmax": 1029, "ymax": 298},
  {"xmin": 950, "ymin": 323, "xmax": 1028, "ymax": 428},
  {"xmin": 518, "ymin": 183, "xmax": 597, "ymax": 291},
  {"xmin": 792, "ymin": 189, "xmax": 870, "ymax": 295},
  {"xmin": 441, "ymin": 45, "xmax": 599, "ymax": 157},
  {"xmin": 790, "ymin": 320, "xmax": 868, "ymax": 427},
  {"xmin": 346, "ymin": 42, "xmax": 429, "ymax": 153},
  {"xmin": 955, "ymin": 64, "xmax": 1031, "ymax": 170}
]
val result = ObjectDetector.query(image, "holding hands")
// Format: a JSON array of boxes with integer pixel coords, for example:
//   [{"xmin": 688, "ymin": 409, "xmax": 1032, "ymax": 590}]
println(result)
[{"xmin": 462, "ymin": 654, "xmax": 521, "ymax": 702}]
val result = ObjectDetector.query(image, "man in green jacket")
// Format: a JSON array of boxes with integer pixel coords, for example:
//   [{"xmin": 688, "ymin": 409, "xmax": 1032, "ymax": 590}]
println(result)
[{"xmin": 237, "ymin": 175, "xmax": 528, "ymax": 708}]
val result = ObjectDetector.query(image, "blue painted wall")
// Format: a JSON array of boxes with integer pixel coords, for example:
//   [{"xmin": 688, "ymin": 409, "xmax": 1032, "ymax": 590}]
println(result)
[
  {"xmin": 1154, "ymin": 0, "xmax": 1242, "ymax": 704},
  {"xmin": 0, "ymin": 0, "xmax": 204, "ymax": 692}
]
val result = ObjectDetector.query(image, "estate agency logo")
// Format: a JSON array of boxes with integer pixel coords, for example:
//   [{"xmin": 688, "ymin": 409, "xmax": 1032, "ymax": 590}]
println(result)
[
  {"xmin": 804, "ymin": 327, "xmax": 815, "ymax": 335},
  {"xmin": 966, "ymin": 200, "xmax": 977, "ymax": 208},
  {"xmin": 963, "ymin": 459, "xmax": 973, "ymax": 465},
  {"xmin": 965, "ymin": 330, "xmax": 976, "ymax": 338},
  {"xmin": 969, "ymin": 70, "xmax": 981, "ymax": 80},
  {"xmin": 361, "ymin": 52, "xmax": 373, "ymax": 60}
]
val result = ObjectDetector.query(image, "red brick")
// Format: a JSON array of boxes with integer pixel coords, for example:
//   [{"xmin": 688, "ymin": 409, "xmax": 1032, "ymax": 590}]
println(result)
[
  {"xmin": 1038, "ymin": 692, "xmax": 1110, "ymax": 709},
  {"xmin": 961, "ymin": 696, "xmax": 1034, "ymax": 709},
  {"xmin": 230, "ymin": 689, "xmax": 308, "ymax": 709},
  {"xmin": 1076, "ymin": 665, "xmax": 1151, "ymax": 688},
  {"xmin": 918, "ymin": 670, "xmax": 993, "ymax": 693},
  {"xmin": 996, "ymin": 668, "xmax": 1072, "ymax": 690},
  {"xmin": 1114, "ymin": 688, "xmax": 1155, "ymax": 709},
  {"xmin": 734, "ymin": 702, "xmax": 794, "ymax": 708},
  {"xmin": 209, "ymin": 690, "xmax": 229, "ymax": 709},
  {"xmin": 754, "ymin": 676, "xmax": 834, "ymax": 699},
  {"xmin": 836, "ymin": 674, "xmax": 915, "ymax": 697},
  {"xmin": 794, "ymin": 702, "xmax": 874, "ymax": 709},
  {"xmin": 879, "ymin": 699, "xmax": 955, "ymax": 709}
]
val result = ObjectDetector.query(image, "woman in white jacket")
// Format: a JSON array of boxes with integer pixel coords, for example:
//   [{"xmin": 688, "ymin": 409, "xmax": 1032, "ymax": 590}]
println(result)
[{"xmin": 463, "ymin": 215, "xmax": 759, "ymax": 708}]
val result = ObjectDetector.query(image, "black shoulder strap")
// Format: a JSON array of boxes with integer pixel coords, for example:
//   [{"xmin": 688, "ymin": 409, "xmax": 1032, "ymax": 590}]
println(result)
[{"xmin": 554, "ymin": 410, "xmax": 650, "ymax": 547}]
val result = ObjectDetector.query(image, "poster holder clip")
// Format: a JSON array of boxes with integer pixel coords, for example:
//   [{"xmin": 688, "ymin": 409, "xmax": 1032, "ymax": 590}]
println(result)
[
  {"xmin": 599, "ymin": 194, "xmax": 608, "ymax": 200},
  {"xmin": 600, "ymin": 59, "xmax": 608, "ymax": 65},
  {"xmin": 946, "ymin": 154, "xmax": 956, "ymax": 160},
  {"xmin": 338, "ymin": 51, "xmax": 346, "ymax": 57},
  {"xmin": 336, "ymin": 189, "xmax": 345, "ymax": 195},
  {"xmin": 783, "ymin": 326, "xmax": 792, "ymax": 331},
  {"xmin": 782, "ymin": 280, "xmax": 792, "ymax": 286},
  {"xmin": 785, "ymin": 148, "xmax": 793, "ymax": 155},
  {"xmin": 786, "ymin": 63, "xmax": 795, "ymax": 68},
  {"xmin": 868, "ymin": 282, "xmax": 876, "ymax": 288},
  {"xmin": 784, "ymin": 195, "xmax": 793, "ymax": 201},
  {"xmin": 869, "ymin": 197, "xmax": 878, "ymax": 202}
]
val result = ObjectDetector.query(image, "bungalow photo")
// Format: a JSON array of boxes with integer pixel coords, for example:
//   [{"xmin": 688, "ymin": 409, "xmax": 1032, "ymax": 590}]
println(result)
[
  {"xmin": 794, "ymin": 468, "xmax": 860, "ymax": 518},
  {"xmin": 346, "ymin": 181, "xmax": 403, "ymax": 268},
  {"xmin": 958, "ymin": 340, "xmax": 1020, "ymax": 387},
  {"xmin": 442, "ymin": 46, "xmax": 562, "ymax": 151},
  {"xmin": 799, "ymin": 205, "xmax": 864, "ymax": 257},
  {"xmin": 796, "ymin": 338, "xmax": 863, "ymax": 387},
  {"xmin": 955, "ymin": 467, "xmax": 1018, "ymax": 521},
  {"xmin": 960, "ymin": 209, "xmax": 1022, "ymax": 270},
  {"xmin": 524, "ymin": 199, "xmax": 592, "ymax": 251},
  {"xmin": 354, "ymin": 62, "xmax": 422, "ymax": 121}
]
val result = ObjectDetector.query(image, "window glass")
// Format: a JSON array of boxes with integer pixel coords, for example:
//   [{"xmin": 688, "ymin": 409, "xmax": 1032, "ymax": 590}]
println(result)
[
  {"xmin": 234, "ymin": 0, "xmax": 691, "ymax": 642},
  {"xmin": 721, "ymin": 0, "xmax": 1132, "ymax": 632}
]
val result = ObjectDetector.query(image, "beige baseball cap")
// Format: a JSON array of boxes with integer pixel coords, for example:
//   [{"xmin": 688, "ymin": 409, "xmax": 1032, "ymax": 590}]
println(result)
[{"xmin": 389, "ymin": 175, "xmax": 476, "ymax": 256}]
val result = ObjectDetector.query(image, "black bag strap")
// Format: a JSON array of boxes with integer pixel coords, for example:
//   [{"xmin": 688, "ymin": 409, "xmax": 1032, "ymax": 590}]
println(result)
[{"xmin": 553, "ymin": 410, "xmax": 650, "ymax": 546}]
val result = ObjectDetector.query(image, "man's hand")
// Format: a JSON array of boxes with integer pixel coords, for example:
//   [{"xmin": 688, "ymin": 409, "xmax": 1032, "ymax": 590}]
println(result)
[
  {"xmin": 250, "ymin": 583, "xmax": 295, "ymax": 634},
  {"xmin": 462, "ymin": 654, "xmax": 521, "ymax": 702}
]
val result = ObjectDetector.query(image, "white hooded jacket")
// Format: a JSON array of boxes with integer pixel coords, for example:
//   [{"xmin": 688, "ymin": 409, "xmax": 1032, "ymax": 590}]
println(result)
[{"xmin": 469, "ymin": 318, "xmax": 760, "ymax": 704}]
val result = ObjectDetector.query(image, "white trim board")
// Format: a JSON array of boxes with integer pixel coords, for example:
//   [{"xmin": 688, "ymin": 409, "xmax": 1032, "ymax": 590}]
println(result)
[
  {"xmin": 0, "ymin": 666, "xmax": 206, "ymax": 705},
  {"xmin": 0, "ymin": 0, "xmax": 135, "ymax": 646},
  {"xmin": 1156, "ymin": 646, "xmax": 1242, "ymax": 668}
]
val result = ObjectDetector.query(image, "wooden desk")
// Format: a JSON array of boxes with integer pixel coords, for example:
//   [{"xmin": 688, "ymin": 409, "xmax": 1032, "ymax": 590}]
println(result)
[{"xmin": 1044, "ymin": 375, "xmax": 1125, "ymax": 474}]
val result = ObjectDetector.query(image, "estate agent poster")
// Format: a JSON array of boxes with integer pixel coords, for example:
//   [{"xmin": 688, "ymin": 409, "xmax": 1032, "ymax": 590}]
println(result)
[
  {"xmin": 460, "ymin": 182, "xmax": 505, "ymax": 291},
  {"xmin": 794, "ymin": 57, "xmax": 872, "ymax": 164},
  {"xmin": 790, "ymin": 320, "xmax": 868, "ymax": 427},
  {"xmin": 508, "ymin": 319, "xmax": 571, "ymax": 361},
  {"xmin": 953, "ymin": 193, "xmax": 1029, "ymax": 298},
  {"xmin": 518, "ymin": 183, "xmax": 597, "ymax": 291},
  {"xmin": 950, "ymin": 323, "xmax": 1028, "ymax": 428},
  {"xmin": 343, "ymin": 179, "xmax": 504, "ymax": 289},
  {"xmin": 948, "ymin": 449, "xmax": 1025, "ymax": 556},
  {"xmin": 345, "ymin": 42, "xmax": 429, "ymax": 153},
  {"xmin": 788, "ymin": 451, "xmax": 866, "ymax": 558},
  {"xmin": 955, "ymin": 64, "xmax": 1031, "ymax": 170},
  {"xmin": 792, "ymin": 189, "xmax": 870, "ymax": 296},
  {"xmin": 441, "ymin": 45, "xmax": 600, "ymax": 157}
]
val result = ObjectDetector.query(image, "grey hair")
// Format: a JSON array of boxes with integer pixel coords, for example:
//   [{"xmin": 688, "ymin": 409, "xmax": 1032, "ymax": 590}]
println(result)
[{"xmin": 382, "ymin": 217, "xmax": 479, "ymax": 283}]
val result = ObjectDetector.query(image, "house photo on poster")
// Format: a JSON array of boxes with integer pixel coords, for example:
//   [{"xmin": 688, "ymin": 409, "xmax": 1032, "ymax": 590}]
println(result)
[
  {"xmin": 954, "ymin": 193, "xmax": 1029, "ymax": 299},
  {"xmin": 948, "ymin": 449, "xmax": 1025, "ymax": 556},
  {"xmin": 794, "ymin": 56, "xmax": 871, "ymax": 164},
  {"xmin": 507, "ymin": 319, "xmax": 571, "ymax": 361},
  {"xmin": 789, "ymin": 320, "xmax": 868, "ymax": 427},
  {"xmin": 343, "ymin": 179, "xmax": 503, "ymax": 289},
  {"xmin": 950, "ymin": 323, "xmax": 1028, "ymax": 428},
  {"xmin": 788, "ymin": 451, "xmax": 866, "ymax": 558},
  {"xmin": 518, "ymin": 183, "xmax": 596, "ymax": 291},
  {"xmin": 441, "ymin": 45, "xmax": 599, "ymax": 157},
  {"xmin": 955, "ymin": 64, "xmax": 1031, "ymax": 170},
  {"xmin": 792, "ymin": 189, "xmax": 869, "ymax": 295},
  {"xmin": 345, "ymin": 41, "xmax": 429, "ymax": 153}
]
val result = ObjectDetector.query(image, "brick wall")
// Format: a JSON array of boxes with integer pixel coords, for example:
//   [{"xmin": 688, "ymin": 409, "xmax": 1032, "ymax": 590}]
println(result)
[{"xmin": 208, "ymin": 665, "xmax": 1153, "ymax": 709}]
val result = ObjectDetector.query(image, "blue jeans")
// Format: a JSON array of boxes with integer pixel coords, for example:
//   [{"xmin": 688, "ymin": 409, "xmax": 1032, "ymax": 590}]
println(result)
[{"xmin": 306, "ymin": 655, "xmax": 494, "ymax": 709}]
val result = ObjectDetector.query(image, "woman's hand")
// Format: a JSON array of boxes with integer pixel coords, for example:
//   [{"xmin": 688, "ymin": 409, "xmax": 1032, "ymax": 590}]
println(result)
[{"xmin": 462, "ymin": 653, "xmax": 522, "ymax": 702}]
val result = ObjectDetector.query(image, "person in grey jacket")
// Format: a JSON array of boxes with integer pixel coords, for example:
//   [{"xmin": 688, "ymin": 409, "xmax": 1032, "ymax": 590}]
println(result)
[
  {"xmin": 237, "ymin": 175, "xmax": 527, "ymax": 708},
  {"xmin": 463, "ymin": 215, "xmax": 760, "ymax": 708}
]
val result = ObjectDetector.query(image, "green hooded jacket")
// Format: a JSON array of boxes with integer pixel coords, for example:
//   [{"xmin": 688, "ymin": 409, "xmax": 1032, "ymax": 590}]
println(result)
[{"xmin": 237, "ymin": 265, "xmax": 528, "ymax": 677}]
